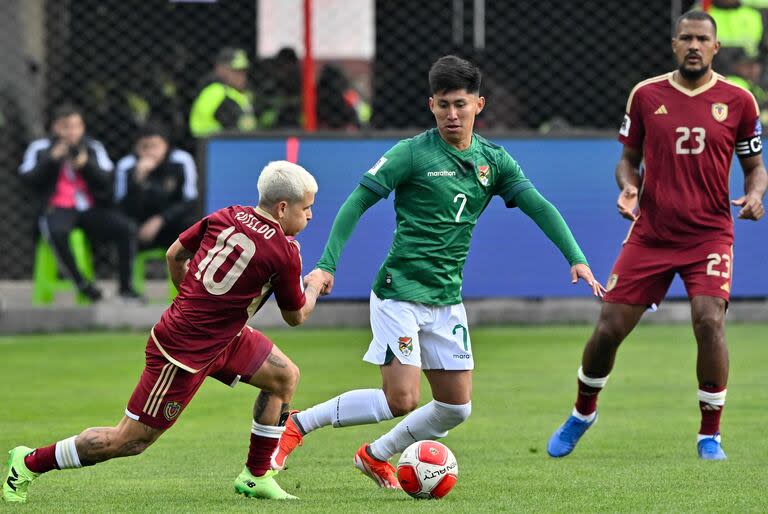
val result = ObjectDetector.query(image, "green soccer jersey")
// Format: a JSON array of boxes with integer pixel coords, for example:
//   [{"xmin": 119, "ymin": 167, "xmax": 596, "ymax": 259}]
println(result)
[{"xmin": 359, "ymin": 128, "xmax": 534, "ymax": 305}]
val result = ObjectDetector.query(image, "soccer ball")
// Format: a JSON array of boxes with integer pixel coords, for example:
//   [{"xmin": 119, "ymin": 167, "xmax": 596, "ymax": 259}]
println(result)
[{"xmin": 396, "ymin": 440, "xmax": 458, "ymax": 499}]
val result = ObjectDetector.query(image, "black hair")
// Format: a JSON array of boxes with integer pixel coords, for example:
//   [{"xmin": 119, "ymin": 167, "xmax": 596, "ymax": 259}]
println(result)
[
  {"xmin": 428, "ymin": 55, "xmax": 481, "ymax": 95},
  {"xmin": 50, "ymin": 103, "xmax": 83, "ymax": 122},
  {"xmin": 136, "ymin": 120, "xmax": 170, "ymax": 142},
  {"xmin": 675, "ymin": 11, "xmax": 717, "ymax": 36}
]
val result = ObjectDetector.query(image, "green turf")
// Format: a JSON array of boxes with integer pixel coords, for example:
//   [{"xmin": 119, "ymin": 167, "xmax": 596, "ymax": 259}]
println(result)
[{"xmin": 1, "ymin": 324, "xmax": 767, "ymax": 512}]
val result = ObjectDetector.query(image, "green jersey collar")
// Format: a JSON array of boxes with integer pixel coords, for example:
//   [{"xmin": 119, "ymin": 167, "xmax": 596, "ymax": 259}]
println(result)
[{"xmin": 434, "ymin": 128, "xmax": 477, "ymax": 157}]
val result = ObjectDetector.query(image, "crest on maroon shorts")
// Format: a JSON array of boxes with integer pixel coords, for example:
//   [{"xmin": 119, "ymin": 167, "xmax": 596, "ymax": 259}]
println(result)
[{"xmin": 163, "ymin": 401, "xmax": 182, "ymax": 421}]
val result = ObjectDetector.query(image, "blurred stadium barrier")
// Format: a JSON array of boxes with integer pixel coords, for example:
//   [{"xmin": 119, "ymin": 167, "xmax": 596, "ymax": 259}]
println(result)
[
  {"xmin": 0, "ymin": 0, "xmax": 703, "ymax": 282},
  {"xmin": 202, "ymin": 134, "xmax": 768, "ymax": 298}
]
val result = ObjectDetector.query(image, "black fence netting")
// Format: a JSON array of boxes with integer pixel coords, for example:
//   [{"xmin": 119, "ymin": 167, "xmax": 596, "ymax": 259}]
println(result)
[{"xmin": 1, "ymin": 0, "xmax": 698, "ymax": 279}]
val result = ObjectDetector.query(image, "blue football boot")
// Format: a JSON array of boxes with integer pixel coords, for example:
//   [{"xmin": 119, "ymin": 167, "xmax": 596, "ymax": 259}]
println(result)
[
  {"xmin": 547, "ymin": 413, "xmax": 597, "ymax": 458},
  {"xmin": 697, "ymin": 433, "xmax": 727, "ymax": 460}
]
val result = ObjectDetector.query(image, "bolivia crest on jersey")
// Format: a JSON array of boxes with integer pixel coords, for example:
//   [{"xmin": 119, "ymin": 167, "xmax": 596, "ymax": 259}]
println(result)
[
  {"xmin": 711, "ymin": 103, "xmax": 728, "ymax": 122},
  {"xmin": 398, "ymin": 336, "xmax": 413, "ymax": 356},
  {"xmin": 477, "ymin": 164, "xmax": 490, "ymax": 186}
]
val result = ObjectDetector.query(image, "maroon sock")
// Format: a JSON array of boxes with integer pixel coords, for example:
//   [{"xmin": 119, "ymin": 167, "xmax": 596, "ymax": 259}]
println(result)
[
  {"xmin": 699, "ymin": 384, "xmax": 726, "ymax": 435},
  {"xmin": 246, "ymin": 434, "xmax": 279, "ymax": 477},
  {"xmin": 24, "ymin": 444, "xmax": 59, "ymax": 474},
  {"xmin": 574, "ymin": 378, "xmax": 602, "ymax": 416}
]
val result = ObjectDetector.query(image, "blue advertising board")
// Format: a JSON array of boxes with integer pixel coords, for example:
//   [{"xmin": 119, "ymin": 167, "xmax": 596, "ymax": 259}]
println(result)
[{"xmin": 204, "ymin": 135, "xmax": 767, "ymax": 299}]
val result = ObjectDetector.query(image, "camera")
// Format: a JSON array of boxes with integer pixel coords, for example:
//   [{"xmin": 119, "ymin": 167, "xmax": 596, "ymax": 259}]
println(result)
[{"xmin": 67, "ymin": 144, "xmax": 83, "ymax": 159}]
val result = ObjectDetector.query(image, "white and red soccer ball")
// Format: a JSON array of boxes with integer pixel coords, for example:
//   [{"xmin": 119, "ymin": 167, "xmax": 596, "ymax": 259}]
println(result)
[{"xmin": 396, "ymin": 440, "xmax": 458, "ymax": 499}]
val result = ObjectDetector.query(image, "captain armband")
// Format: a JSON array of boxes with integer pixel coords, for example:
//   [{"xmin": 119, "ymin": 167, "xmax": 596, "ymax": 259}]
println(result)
[{"xmin": 735, "ymin": 135, "xmax": 762, "ymax": 157}]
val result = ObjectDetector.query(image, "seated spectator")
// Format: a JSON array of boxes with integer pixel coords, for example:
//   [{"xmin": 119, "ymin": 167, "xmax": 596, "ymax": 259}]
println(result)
[
  {"xmin": 18, "ymin": 104, "xmax": 140, "ymax": 302},
  {"xmin": 189, "ymin": 47, "xmax": 257, "ymax": 137},
  {"xmin": 115, "ymin": 122, "xmax": 199, "ymax": 250}
]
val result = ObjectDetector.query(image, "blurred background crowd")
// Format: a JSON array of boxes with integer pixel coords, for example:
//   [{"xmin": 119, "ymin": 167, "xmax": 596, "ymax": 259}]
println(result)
[{"xmin": 1, "ymin": 0, "xmax": 767, "ymax": 299}]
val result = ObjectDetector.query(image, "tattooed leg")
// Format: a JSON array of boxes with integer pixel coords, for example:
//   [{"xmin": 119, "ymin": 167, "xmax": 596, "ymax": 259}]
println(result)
[
  {"xmin": 74, "ymin": 417, "xmax": 163, "ymax": 465},
  {"xmin": 252, "ymin": 391, "xmax": 288, "ymax": 426},
  {"xmin": 246, "ymin": 346, "xmax": 301, "ymax": 425}
]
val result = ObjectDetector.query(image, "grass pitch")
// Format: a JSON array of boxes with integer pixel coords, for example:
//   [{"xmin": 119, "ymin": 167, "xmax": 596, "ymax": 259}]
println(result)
[{"xmin": 1, "ymin": 324, "xmax": 767, "ymax": 512}]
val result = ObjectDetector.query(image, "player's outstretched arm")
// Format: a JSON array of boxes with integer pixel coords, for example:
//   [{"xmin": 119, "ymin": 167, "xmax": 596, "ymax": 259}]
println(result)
[
  {"xmin": 314, "ymin": 185, "xmax": 382, "ymax": 294},
  {"xmin": 166, "ymin": 238, "xmax": 194, "ymax": 290},
  {"xmin": 570, "ymin": 263, "xmax": 606, "ymax": 297},
  {"xmin": 305, "ymin": 268, "xmax": 334, "ymax": 296},
  {"xmin": 732, "ymin": 154, "xmax": 768, "ymax": 220},
  {"xmin": 280, "ymin": 275, "xmax": 324, "ymax": 326},
  {"xmin": 615, "ymin": 146, "xmax": 642, "ymax": 221},
  {"xmin": 515, "ymin": 188, "xmax": 604, "ymax": 297}
]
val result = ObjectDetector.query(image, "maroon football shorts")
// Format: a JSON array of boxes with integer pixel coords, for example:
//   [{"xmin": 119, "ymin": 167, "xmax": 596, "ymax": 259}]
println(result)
[
  {"xmin": 603, "ymin": 240, "xmax": 733, "ymax": 307},
  {"xmin": 126, "ymin": 326, "xmax": 274, "ymax": 430}
]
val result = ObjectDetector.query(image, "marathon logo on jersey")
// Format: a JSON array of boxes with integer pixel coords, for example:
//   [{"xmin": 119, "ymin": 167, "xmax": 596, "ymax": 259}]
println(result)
[
  {"xmin": 619, "ymin": 114, "xmax": 631, "ymax": 137},
  {"xmin": 427, "ymin": 170, "xmax": 457, "ymax": 177},
  {"xmin": 711, "ymin": 103, "xmax": 728, "ymax": 122},
  {"xmin": 163, "ymin": 401, "xmax": 182, "ymax": 421},
  {"xmin": 367, "ymin": 157, "xmax": 387, "ymax": 176},
  {"xmin": 476, "ymin": 164, "xmax": 490, "ymax": 186},
  {"xmin": 398, "ymin": 336, "xmax": 413, "ymax": 357}
]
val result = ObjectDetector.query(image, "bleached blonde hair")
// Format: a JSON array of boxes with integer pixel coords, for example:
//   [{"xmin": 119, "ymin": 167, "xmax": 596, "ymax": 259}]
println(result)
[{"xmin": 257, "ymin": 160, "xmax": 318, "ymax": 207}]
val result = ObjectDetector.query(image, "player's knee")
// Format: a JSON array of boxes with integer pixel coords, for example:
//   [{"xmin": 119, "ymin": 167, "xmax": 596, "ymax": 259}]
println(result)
[
  {"xmin": 285, "ymin": 361, "xmax": 300, "ymax": 396},
  {"xmin": 693, "ymin": 312, "xmax": 725, "ymax": 338},
  {"xmin": 119, "ymin": 439, "xmax": 152, "ymax": 457},
  {"xmin": 592, "ymin": 320, "xmax": 625, "ymax": 348},
  {"xmin": 113, "ymin": 431, "xmax": 155, "ymax": 458},
  {"xmin": 434, "ymin": 400, "xmax": 471, "ymax": 428},
  {"xmin": 385, "ymin": 389, "xmax": 420, "ymax": 416},
  {"xmin": 273, "ymin": 361, "xmax": 301, "ymax": 399}
]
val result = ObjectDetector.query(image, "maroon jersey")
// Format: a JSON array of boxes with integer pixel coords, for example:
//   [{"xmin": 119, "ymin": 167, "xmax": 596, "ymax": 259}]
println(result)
[
  {"xmin": 153, "ymin": 206, "xmax": 305, "ymax": 372},
  {"xmin": 618, "ymin": 72, "xmax": 761, "ymax": 246}
]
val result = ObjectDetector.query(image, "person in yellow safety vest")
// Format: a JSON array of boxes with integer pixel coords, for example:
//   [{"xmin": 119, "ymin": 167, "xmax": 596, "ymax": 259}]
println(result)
[
  {"xmin": 704, "ymin": 0, "xmax": 764, "ymax": 58},
  {"xmin": 726, "ymin": 48, "xmax": 768, "ymax": 125},
  {"xmin": 189, "ymin": 47, "xmax": 257, "ymax": 137}
]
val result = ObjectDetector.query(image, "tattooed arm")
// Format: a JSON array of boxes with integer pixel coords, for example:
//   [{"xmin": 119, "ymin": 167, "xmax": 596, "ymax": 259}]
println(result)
[{"xmin": 166, "ymin": 238, "xmax": 194, "ymax": 290}]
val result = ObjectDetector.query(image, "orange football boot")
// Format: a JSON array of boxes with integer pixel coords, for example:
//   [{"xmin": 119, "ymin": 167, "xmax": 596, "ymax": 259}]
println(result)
[{"xmin": 353, "ymin": 444, "xmax": 401, "ymax": 489}]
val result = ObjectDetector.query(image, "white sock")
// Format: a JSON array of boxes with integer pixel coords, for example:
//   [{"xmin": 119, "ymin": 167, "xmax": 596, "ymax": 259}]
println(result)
[
  {"xmin": 571, "ymin": 407, "xmax": 597, "ymax": 423},
  {"xmin": 697, "ymin": 388, "xmax": 726, "ymax": 408},
  {"xmin": 697, "ymin": 433, "xmax": 721, "ymax": 443},
  {"xmin": 578, "ymin": 366, "xmax": 609, "ymax": 388},
  {"xmin": 295, "ymin": 389, "xmax": 393, "ymax": 434},
  {"xmin": 251, "ymin": 420, "xmax": 284, "ymax": 439},
  {"xmin": 55, "ymin": 436, "xmax": 82, "ymax": 469},
  {"xmin": 369, "ymin": 400, "xmax": 471, "ymax": 461}
]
